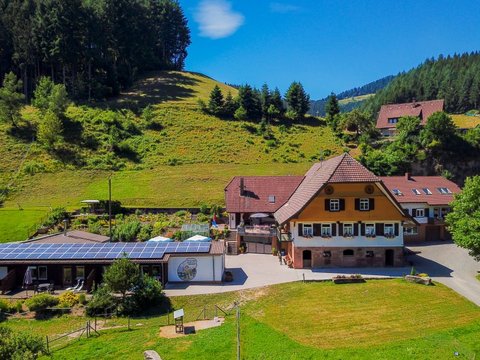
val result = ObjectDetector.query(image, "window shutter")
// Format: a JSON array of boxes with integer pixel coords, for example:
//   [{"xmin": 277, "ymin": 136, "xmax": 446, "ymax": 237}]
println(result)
[
  {"xmin": 412, "ymin": 209, "xmax": 417, "ymax": 217},
  {"xmin": 313, "ymin": 224, "xmax": 321, "ymax": 237},
  {"xmin": 369, "ymin": 198, "xmax": 375, "ymax": 211},
  {"xmin": 361, "ymin": 223, "xmax": 365, "ymax": 236},
  {"xmin": 376, "ymin": 223, "xmax": 384, "ymax": 236},
  {"xmin": 339, "ymin": 199, "xmax": 345, "ymax": 211},
  {"xmin": 394, "ymin": 223, "xmax": 399, "ymax": 236},
  {"xmin": 354, "ymin": 223, "xmax": 359, "ymax": 236},
  {"xmin": 331, "ymin": 223, "xmax": 337, "ymax": 236},
  {"xmin": 298, "ymin": 224, "xmax": 303, "ymax": 237},
  {"xmin": 355, "ymin": 198, "xmax": 360, "ymax": 210},
  {"xmin": 338, "ymin": 223, "xmax": 343, "ymax": 236},
  {"xmin": 325, "ymin": 199, "xmax": 330, "ymax": 211}
]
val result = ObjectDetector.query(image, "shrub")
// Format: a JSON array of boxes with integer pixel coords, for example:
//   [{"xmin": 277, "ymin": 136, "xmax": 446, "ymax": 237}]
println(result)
[
  {"xmin": 23, "ymin": 161, "xmax": 46, "ymax": 175},
  {"xmin": 175, "ymin": 210, "xmax": 187, "ymax": 217},
  {"xmin": 58, "ymin": 291, "xmax": 79, "ymax": 308},
  {"xmin": 43, "ymin": 207, "xmax": 68, "ymax": 228},
  {"xmin": 78, "ymin": 293, "xmax": 87, "ymax": 305},
  {"xmin": 0, "ymin": 326, "xmax": 48, "ymax": 359},
  {"xmin": 199, "ymin": 204, "xmax": 210, "ymax": 215},
  {"xmin": 196, "ymin": 213, "xmax": 209, "ymax": 223},
  {"xmin": 125, "ymin": 276, "xmax": 164, "ymax": 315},
  {"xmin": 112, "ymin": 220, "xmax": 141, "ymax": 242},
  {"xmin": 86, "ymin": 286, "xmax": 116, "ymax": 316},
  {"xmin": 0, "ymin": 299, "xmax": 9, "ymax": 313},
  {"xmin": 137, "ymin": 224, "xmax": 153, "ymax": 242},
  {"xmin": 25, "ymin": 294, "xmax": 59, "ymax": 312},
  {"xmin": 410, "ymin": 266, "xmax": 416, "ymax": 276}
]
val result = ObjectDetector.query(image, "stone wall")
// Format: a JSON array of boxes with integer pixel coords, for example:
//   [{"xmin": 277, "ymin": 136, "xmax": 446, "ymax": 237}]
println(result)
[{"xmin": 292, "ymin": 246, "xmax": 404, "ymax": 268}]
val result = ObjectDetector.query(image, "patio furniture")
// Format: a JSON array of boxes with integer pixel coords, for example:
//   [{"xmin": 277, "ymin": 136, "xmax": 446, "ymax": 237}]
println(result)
[
  {"xmin": 36, "ymin": 282, "xmax": 54, "ymax": 294},
  {"xmin": 74, "ymin": 280, "xmax": 84, "ymax": 293},
  {"xmin": 66, "ymin": 278, "xmax": 82, "ymax": 291}
]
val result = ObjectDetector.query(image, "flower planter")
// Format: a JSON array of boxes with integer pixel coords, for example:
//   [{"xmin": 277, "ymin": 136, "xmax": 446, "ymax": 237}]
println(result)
[
  {"xmin": 332, "ymin": 277, "xmax": 365, "ymax": 284},
  {"xmin": 404, "ymin": 275, "xmax": 432, "ymax": 285}
]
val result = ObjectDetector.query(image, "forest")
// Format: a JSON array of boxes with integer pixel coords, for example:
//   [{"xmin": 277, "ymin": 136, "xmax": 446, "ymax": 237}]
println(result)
[
  {"xmin": 0, "ymin": 0, "xmax": 191, "ymax": 100},
  {"xmin": 364, "ymin": 52, "xmax": 480, "ymax": 114}
]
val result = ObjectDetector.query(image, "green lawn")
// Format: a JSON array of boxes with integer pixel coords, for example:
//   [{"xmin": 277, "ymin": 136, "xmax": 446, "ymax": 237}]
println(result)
[
  {"xmin": 5, "ymin": 280, "xmax": 480, "ymax": 359},
  {"xmin": 0, "ymin": 207, "xmax": 48, "ymax": 242}
]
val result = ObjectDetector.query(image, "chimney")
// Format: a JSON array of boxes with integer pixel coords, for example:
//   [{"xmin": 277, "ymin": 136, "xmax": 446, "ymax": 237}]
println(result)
[
  {"xmin": 412, "ymin": 98, "xmax": 417, "ymax": 107},
  {"xmin": 239, "ymin": 178, "xmax": 245, "ymax": 196},
  {"xmin": 63, "ymin": 219, "xmax": 68, "ymax": 236},
  {"xmin": 405, "ymin": 172, "xmax": 411, "ymax": 181}
]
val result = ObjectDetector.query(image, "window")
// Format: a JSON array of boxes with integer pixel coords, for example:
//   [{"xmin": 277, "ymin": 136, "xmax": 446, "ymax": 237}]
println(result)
[
  {"xmin": 359, "ymin": 198, "xmax": 370, "ymax": 211},
  {"xmin": 323, "ymin": 251, "xmax": 332, "ymax": 258},
  {"xmin": 366, "ymin": 251, "xmax": 375, "ymax": 258},
  {"xmin": 27, "ymin": 266, "xmax": 48, "ymax": 280},
  {"xmin": 388, "ymin": 118, "xmax": 399, "ymax": 124},
  {"xmin": 302, "ymin": 224, "xmax": 313, "ymax": 237},
  {"xmin": 415, "ymin": 208, "xmax": 425, "ymax": 217},
  {"xmin": 392, "ymin": 189, "xmax": 403, "ymax": 196},
  {"xmin": 343, "ymin": 249, "xmax": 354, "ymax": 256},
  {"xmin": 329, "ymin": 199, "xmax": 340, "ymax": 211},
  {"xmin": 76, "ymin": 266, "xmax": 85, "ymax": 280},
  {"xmin": 343, "ymin": 223, "xmax": 354, "ymax": 237},
  {"xmin": 384, "ymin": 224, "xmax": 395, "ymax": 237},
  {"xmin": 268, "ymin": 195, "xmax": 276, "ymax": 203},
  {"xmin": 422, "ymin": 188, "xmax": 432, "ymax": 195},
  {"xmin": 437, "ymin": 187, "xmax": 452, "ymax": 194},
  {"xmin": 412, "ymin": 188, "xmax": 421, "ymax": 195},
  {"xmin": 321, "ymin": 224, "xmax": 332, "ymax": 237},
  {"xmin": 404, "ymin": 226, "xmax": 418, "ymax": 235},
  {"xmin": 141, "ymin": 265, "xmax": 150, "ymax": 275},
  {"xmin": 365, "ymin": 223, "xmax": 376, "ymax": 237}
]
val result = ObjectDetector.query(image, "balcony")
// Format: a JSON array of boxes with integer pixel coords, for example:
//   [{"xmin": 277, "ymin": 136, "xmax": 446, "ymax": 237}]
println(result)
[{"xmin": 237, "ymin": 225, "xmax": 277, "ymax": 237}]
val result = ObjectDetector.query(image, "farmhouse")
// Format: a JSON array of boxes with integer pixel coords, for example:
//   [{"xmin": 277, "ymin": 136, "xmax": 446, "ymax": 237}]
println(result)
[
  {"xmin": 0, "ymin": 231, "xmax": 225, "ymax": 294},
  {"xmin": 375, "ymin": 99, "xmax": 444, "ymax": 136},
  {"xmin": 380, "ymin": 174, "xmax": 460, "ymax": 242}
]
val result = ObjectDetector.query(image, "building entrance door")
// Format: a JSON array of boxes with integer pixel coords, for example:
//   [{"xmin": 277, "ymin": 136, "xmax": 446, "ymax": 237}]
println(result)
[
  {"xmin": 303, "ymin": 250, "xmax": 312, "ymax": 268},
  {"xmin": 385, "ymin": 249, "xmax": 394, "ymax": 267}
]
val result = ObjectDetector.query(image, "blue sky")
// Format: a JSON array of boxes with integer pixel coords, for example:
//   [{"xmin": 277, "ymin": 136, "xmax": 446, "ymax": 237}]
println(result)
[{"xmin": 179, "ymin": 0, "xmax": 480, "ymax": 99}]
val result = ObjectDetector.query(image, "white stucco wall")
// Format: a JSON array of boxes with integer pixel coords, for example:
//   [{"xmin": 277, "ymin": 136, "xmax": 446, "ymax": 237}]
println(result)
[
  {"xmin": 291, "ymin": 222, "xmax": 404, "ymax": 247},
  {"xmin": 168, "ymin": 255, "xmax": 224, "ymax": 282}
]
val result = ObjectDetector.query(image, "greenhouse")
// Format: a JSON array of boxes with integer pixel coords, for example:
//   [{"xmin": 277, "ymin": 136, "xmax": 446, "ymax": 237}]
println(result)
[{"xmin": 180, "ymin": 223, "xmax": 210, "ymax": 241}]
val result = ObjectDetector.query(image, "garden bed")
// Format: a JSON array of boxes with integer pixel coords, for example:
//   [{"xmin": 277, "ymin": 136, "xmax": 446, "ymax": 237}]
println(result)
[{"xmin": 332, "ymin": 275, "xmax": 365, "ymax": 284}]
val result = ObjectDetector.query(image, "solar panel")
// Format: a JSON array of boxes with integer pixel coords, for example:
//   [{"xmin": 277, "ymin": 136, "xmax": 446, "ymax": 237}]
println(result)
[{"xmin": 0, "ymin": 241, "xmax": 211, "ymax": 262}]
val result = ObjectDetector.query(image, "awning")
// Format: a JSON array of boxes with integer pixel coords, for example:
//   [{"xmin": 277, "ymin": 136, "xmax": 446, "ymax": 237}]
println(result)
[
  {"xmin": 184, "ymin": 235, "xmax": 211, "ymax": 242},
  {"xmin": 250, "ymin": 213, "xmax": 271, "ymax": 218}
]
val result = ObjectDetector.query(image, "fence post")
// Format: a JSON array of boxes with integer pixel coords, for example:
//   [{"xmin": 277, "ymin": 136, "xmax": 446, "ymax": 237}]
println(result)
[
  {"xmin": 45, "ymin": 335, "xmax": 49, "ymax": 354},
  {"xmin": 203, "ymin": 305, "xmax": 206, "ymax": 320},
  {"xmin": 128, "ymin": 317, "xmax": 131, "ymax": 331}
]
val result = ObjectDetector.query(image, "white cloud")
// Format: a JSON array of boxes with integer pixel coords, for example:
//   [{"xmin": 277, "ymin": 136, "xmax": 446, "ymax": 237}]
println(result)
[
  {"xmin": 270, "ymin": 2, "xmax": 300, "ymax": 13},
  {"xmin": 194, "ymin": 0, "xmax": 245, "ymax": 39}
]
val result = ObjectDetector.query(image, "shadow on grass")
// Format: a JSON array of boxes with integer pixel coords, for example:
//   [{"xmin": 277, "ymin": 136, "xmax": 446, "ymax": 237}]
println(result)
[{"xmin": 7, "ymin": 121, "xmax": 36, "ymax": 142}]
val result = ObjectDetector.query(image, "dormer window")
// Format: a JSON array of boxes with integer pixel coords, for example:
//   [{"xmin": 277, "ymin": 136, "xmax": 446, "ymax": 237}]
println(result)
[
  {"xmin": 422, "ymin": 188, "xmax": 432, "ymax": 195},
  {"xmin": 388, "ymin": 118, "xmax": 399, "ymax": 124},
  {"xmin": 268, "ymin": 195, "xmax": 276, "ymax": 203},
  {"xmin": 392, "ymin": 189, "xmax": 403, "ymax": 196},
  {"xmin": 412, "ymin": 189, "xmax": 421, "ymax": 195}
]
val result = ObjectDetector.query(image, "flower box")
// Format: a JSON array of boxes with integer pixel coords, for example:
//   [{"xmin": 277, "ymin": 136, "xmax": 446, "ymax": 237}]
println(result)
[{"xmin": 332, "ymin": 275, "xmax": 365, "ymax": 284}]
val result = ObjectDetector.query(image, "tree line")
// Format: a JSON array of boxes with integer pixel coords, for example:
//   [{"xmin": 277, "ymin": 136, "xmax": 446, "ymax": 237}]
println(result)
[
  {"xmin": 364, "ymin": 52, "xmax": 480, "ymax": 114},
  {"xmin": 201, "ymin": 82, "xmax": 310, "ymax": 122},
  {"xmin": 0, "ymin": 0, "xmax": 190, "ymax": 100}
]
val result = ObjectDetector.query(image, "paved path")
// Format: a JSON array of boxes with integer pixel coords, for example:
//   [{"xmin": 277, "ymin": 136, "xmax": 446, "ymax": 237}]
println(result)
[
  {"xmin": 407, "ymin": 242, "xmax": 480, "ymax": 306},
  {"xmin": 164, "ymin": 254, "xmax": 410, "ymax": 297}
]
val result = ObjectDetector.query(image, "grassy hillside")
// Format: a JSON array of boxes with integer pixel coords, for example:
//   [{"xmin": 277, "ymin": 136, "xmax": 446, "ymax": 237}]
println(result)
[{"xmin": 0, "ymin": 71, "xmax": 344, "ymax": 241}]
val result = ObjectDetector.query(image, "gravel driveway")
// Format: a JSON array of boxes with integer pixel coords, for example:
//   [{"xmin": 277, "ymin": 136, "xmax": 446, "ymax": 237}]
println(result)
[{"xmin": 407, "ymin": 241, "xmax": 480, "ymax": 306}]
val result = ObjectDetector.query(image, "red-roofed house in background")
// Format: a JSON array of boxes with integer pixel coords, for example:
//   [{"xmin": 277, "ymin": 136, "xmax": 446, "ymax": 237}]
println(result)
[
  {"xmin": 376, "ymin": 99, "xmax": 444, "ymax": 136},
  {"xmin": 380, "ymin": 174, "xmax": 461, "ymax": 242}
]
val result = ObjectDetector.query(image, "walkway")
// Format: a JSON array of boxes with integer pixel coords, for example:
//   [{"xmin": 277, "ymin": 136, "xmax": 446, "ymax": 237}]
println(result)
[
  {"xmin": 164, "ymin": 253, "xmax": 410, "ymax": 297},
  {"xmin": 407, "ymin": 242, "xmax": 480, "ymax": 306}
]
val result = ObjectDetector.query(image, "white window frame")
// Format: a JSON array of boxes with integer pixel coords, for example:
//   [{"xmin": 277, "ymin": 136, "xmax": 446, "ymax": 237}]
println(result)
[
  {"xmin": 321, "ymin": 223, "xmax": 332, "ymax": 237},
  {"xmin": 365, "ymin": 223, "xmax": 375, "ymax": 237},
  {"xmin": 415, "ymin": 208, "xmax": 425, "ymax": 217},
  {"xmin": 359, "ymin": 198, "xmax": 370, "ymax": 211},
  {"xmin": 343, "ymin": 223, "xmax": 354, "ymax": 237},
  {"xmin": 302, "ymin": 223, "xmax": 313, "ymax": 237},
  {"xmin": 268, "ymin": 195, "xmax": 276, "ymax": 203},
  {"xmin": 384, "ymin": 224, "xmax": 395, "ymax": 237},
  {"xmin": 404, "ymin": 226, "xmax": 418, "ymax": 235},
  {"xmin": 329, "ymin": 199, "xmax": 340, "ymax": 212}
]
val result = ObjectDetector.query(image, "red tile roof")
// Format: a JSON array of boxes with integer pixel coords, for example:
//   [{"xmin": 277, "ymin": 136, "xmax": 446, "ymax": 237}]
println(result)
[
  {"xmin": 380, "ymin": 175, "xmax": 460, "ymax": 206},
  {"xmin": 376, "ymin": 99, "xmax": 444, "ymax": 129},
  {"xmin": 224, "ymin": 176, "xmax": 303, "ymax": 213},
  {"xmin": 274, "ymin": 153, "xmax": 382, "ymax": 224}
]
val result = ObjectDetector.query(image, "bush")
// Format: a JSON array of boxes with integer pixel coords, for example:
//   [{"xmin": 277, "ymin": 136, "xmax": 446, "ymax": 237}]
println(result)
[
  {"xmin": 78, "ymin": 293, "xmax": 87, "ymax": 305},
  {"xmin": 0, "ymin": 299, "xmax": 9, "ymax": 313},
  {"xmin": 137, "ymin": 224, "xmax": 153, "ymax": 242},
  {"xmin": 58, "ymin": 291, "xmax": 79, "ymax": 308},
  {"xmin": 25, "ymin": 294, "xmax": 59, "ymax": 312},
  {"xmin": 112, "ymin": 220, "xmax": 141, "ymax": 242},
  {"xmin": 86, "ymin": 286, "xmax": 116, "ymax": 316},
  {"xmin": 124, "ymin": 276, "xmax": 164, "ymax": 315},
  {"xmin": 199, "ymin": 204, "xmax": 210, "ymax": 215},
  {"xmin": 0, "ymin": 326, "xmax": 48, "ymax": 359},
  {"xmin": 43, "ymin": 207, "xmax": 68, "ymax": 228}
]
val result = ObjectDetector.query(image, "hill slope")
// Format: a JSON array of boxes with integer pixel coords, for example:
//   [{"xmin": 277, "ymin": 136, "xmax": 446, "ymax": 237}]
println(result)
[
  {"xmin": 309, "ymin": 75, "xmax": 395, "ymax": 116},
  {"xmin": 0, "ymin": 71, "xmax": 343, "ymax": 241}
]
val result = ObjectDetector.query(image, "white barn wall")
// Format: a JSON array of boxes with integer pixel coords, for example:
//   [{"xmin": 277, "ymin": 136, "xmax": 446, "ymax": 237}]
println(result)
[{"xmin": 168, "ymin": 255, "xmax": 224, "ymax": 282}]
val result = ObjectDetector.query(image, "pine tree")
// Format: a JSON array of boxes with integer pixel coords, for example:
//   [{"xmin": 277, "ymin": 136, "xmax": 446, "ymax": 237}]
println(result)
[
  {"xmin": 260, "ymin": 83, "xmax": 271, "ymax": 120},
  {"xmin": 285, "ymin": 82, "xmax": 310, "ymax": 119},
  {"xmin": 237, "ymin": 84, "xmax": 262, "ymax": 120},
  {"xmin": 223, "ymin": 91, "xmax": 237, "ymax": 118},
  {"xmin": 270, "ymin": 87, "xmax": 285, "ymax": 115},
  {"xmin": 325, "ymin": 92, "xmax": 340, "ymax": 119},
  {"xmin": 208, "ymin": 85, "xmax": 224, "ymax": 116},
  {"xmin": 0, "ymin": 72, "xmax": 25, "ymax": 127}
]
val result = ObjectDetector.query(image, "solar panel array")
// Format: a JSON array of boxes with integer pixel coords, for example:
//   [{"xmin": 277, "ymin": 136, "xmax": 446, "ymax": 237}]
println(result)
[{"xmin": 0, "ymin": 242, "xmax": 211, "ymax": 261}]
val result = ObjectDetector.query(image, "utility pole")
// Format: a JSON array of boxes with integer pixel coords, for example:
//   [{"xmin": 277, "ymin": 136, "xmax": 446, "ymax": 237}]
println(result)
[
  {"xmin": 236, "ymin": 302, "xmax": 240, "ymax": 360},
  {"xmin": 108, "ymin": 176, "xmax": 112, "ymax": 241}
]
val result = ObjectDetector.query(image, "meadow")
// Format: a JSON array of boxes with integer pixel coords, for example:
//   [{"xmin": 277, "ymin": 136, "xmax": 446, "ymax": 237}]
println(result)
[{"xmin": 4, "ymin": 279, "xmax": 480, "ymax": 359}]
